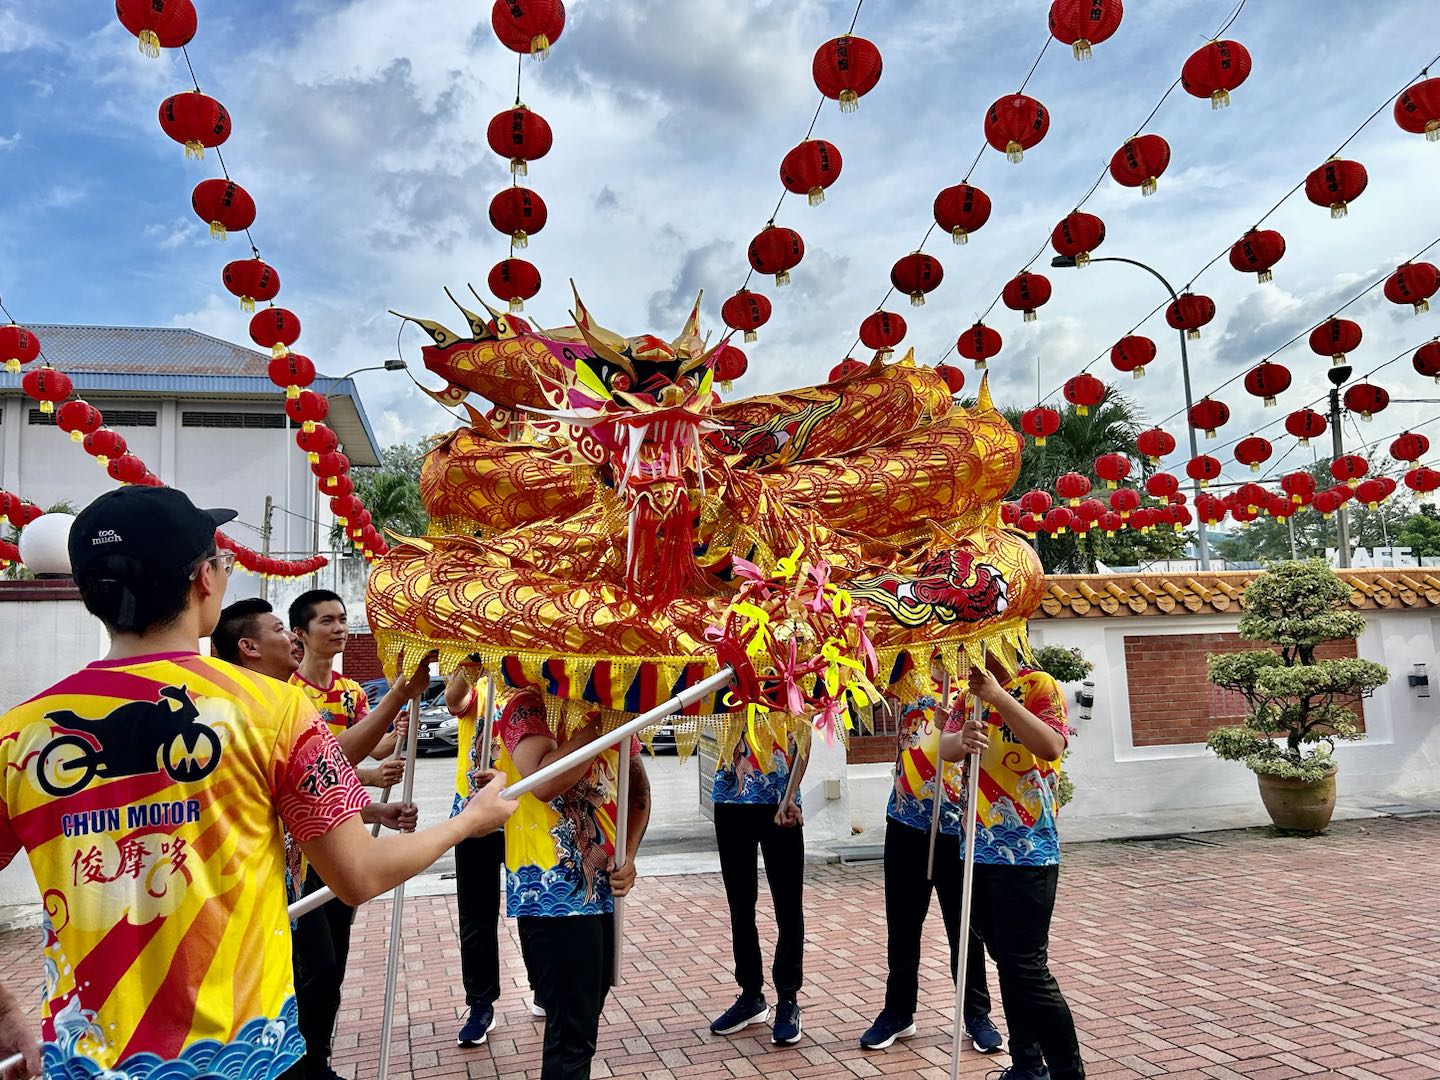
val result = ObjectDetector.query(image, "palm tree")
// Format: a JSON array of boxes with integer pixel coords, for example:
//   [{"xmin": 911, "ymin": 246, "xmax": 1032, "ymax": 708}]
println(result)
[{"xmin": 331, "ymin": 443, "xmax": 429, "ymax": 550}]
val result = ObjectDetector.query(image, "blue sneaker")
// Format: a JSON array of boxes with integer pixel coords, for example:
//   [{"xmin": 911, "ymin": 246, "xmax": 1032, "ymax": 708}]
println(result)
[
  {"xmin": 772, "ymin": 1000, "xmax": 802, "ymax": 1045},
  {"xmin": 710, "ymin": 993, "xmax": 769, "ymax": 1035},
  {"xmin": 456, "ymin": 1004, "xmax": 496, "ymax": 1047},
  {"xmin": 859, "ymin": 1009, "xmax": 917, "ymax": 1050},
  {"xmin": 966, "ymin": 1012, "xmax": 1003, "ymax": 1053}
]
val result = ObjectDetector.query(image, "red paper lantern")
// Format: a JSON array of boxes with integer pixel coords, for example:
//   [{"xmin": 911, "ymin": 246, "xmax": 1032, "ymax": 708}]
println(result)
[
  {"xmin": 1244, "ymin": 361, "xmax": 1291, "ymax": 406},
  {"xmin": 1281, "ymin": 471, "xmax": 1316, "ymax": 505},
  {"xmin": 1020, "ymin": 406, "xmax": 1061, "ymax": 446},
  {"xmin": 1305, "ymin": 158, "xmax": 1368, "ymax": 219},
  {"xmin": 1267, "ymin": 493, "xmax": 1294, "ymax": 519},
  {"xmin": 1228, "ymin": 228, "xmax": 1286, "ymax": 284},
  {"xmin": 1019, "ymin": 513, "xmax": 1044, "ymax": 535},
  {"xmin": 1048, "ymin": 0, "xmax": 1124, "ymax": 60},
  {"xmin": 21, "ymin": 367, "xmax": 72, "ymax": 414},
  {"xmin": 711, "ymin": 344, "xmax": 748, "ymax": 388},
  {"xmin": 250, "ymin": 308, "xmax": 301, "ymax": 358},
  {"xmin": 1095, "ymin": 453, "xmax": 1131, "ymax": 489},
  {"xmin": 6, "ymin": 500, "xmax": 43, "ymax": 528},
  {"xmin": 1343, "ymin": 382, "xmax": 1389, "ymax": 421},
  {"xmin": 1165, "ymin": 292, "xmax": 1216, "ymax": 339},
  {"xmin": 491, "ymin": 0, "xmax": 566, "ymax": 58},
  {"xmin": 1188, "ymin": 397, "xmax": 1229, "ymax": 438},
  {"xmin": 1195, "ymin": 493, "xmax": 1226, "ymax": 525},
  {"xmin": 1234, "ymin": 436, "xmax": 1273, "ymax": 473},
  {"xmin": 829, "ymin": 358, "xmax": 869, "ymax": 382},
  {"xmin": 933, "ymin": 183, "xmax": 992, "ymax": 244},
  {"xmin": 84, "ymin": 429, "xmax": 127, "ymax": 466},
  {"xmin": 158, "ymin": 91, "xmax": 230, "ymax": 160},
  {"xmin": 1136, "ymin": 427, "xmax": 1175, "ymax": 464},
  {"xmin": 1000, "ymin": 502, "xmax": 1022, "ymax": 527},
  {"xmin": 1051, "ymin": 211, "xmax": 1106, "ymax": 267},
  {"xmin": 956, "ymin": 322, "xmax": 1002, "ymax": 370},
  {"xmin": 1309, "ymin": 317, "xmax": 1362, "ymax": 365},
  {"xmin": 488, "ymin": 258, "xmax": 541, "ymax": 313},
  {"xmin": 56, "ymin": 400, "xmax": 103, "ymax": 443},
  {"xmin": 1404, "ymin": 466, "xmax": 1440, "ymax": 494},
  {"xmin": 1394, "ymin": 77, "xmax": 1440, "ymax": 142},
  {"xmin": 1074, "ymin": 498, "xmax": 1106, "ymax": 524},
  {"xmin": 1312, "ymin": 489, "xmax": 1343, "ymax": 518},
  {"xmin": 1186, "ymin": 454, "xmax": 1221, "ymax": 487},
  {"xmin": 1109, "ymin": 134, "xmax": 1170, "ymax": 196},
  {"xmin": 1110, "ymin": 335, "xmax": 1156, "ymax": 379},
  {"xmin": 0, "ymin": 324, "xmax": 41, "ymax": 373},
  {"xmin": 721, "ymin": 289, "xmax": 772, "ymax": 343},
  {"xmin": 1331, "ymin": 454, "xmax": 1368, "ymax": 487},
  {"xmin": 1285, "ymin": 408, "xmax": 1327, "ymax": 446},
  {"xmin": 1063, "ymin": 373, "xmax": 1106, "ymax": 416},
  {"xmin": 323, "ymin": 474, "xmax": 353, "ymax": 499},
  {"xmin": 311, "ymin": 451, "xmax": 350, "ymax": 480},
  {"xmin": 297, "ymin": 424, "xmax": 339, "ymax": 464},
  {"xmin": 268, "ymin": 353, "xmax": 315, "ymax": 399},
  {"xmin": 1383, "ymin": 262, "xmax": 1439, "ymax": 314},
  {"xmin": 488, "ymin": 187, "xmax": 548, "ymax": 248},
  {"xmin": 1390, "ymin": 431, "xmax": 1429, "ymax": 464},
  {"xmin": 780, "ymin": 140, "xmax": 843, "ymax": 206},
  {"xmin": 1146, "ymin": 472, "xmax": 1180, "ymax": 503},
  {"xmin": 1099, "ymin": 510, "xmax": 1124, "ymax": 535},
  {"xmin": 1235, "ymin": 482, "xmax": 1268, "ymax": 512},
  {"xmin": 935, "ymin": 363, "xmax": 965, "ymax": 395},
  {"xmin": 890, "ymin": 253, "xmax": 944, "ymax": 307},
  {"xmin": 812, "ymin": 36, "xmax": 883, "ymax": 112},
  {"xmin": 1019, "ymin": 490, "xmax": 1053, "ymax": 517},
  {"xmin": 1414, "ymin": 339, "xmax": 1440, "ymax": 382},
  {"xmin": 106, "ymin": 454, "xmax": 148, "ymax": 485},
  {"xmin": 1001, "ymin": 271, "xmax": 1052, "ymax": 322},
  {"xmin": 330, "ymin": 494, "xmax": 363, "ymax": 524},
  {"xmin": 486, "ymin": 105, "xmax": 553, "ymax": 176},
  {"xmin": 285, "ymin": 390, "xmax": 329, "ymax": 434},
  {"xmin": 1355, "ymin": 478, "xmax": 1388, "ymax": 509},
  {"xmin": 747, "ymin": 225, "xmax": 805, "ymax": 287},
  {"xmin": 191, "ymin": 179, "xmax": 256, "ymax": 241},
  {"xmin": 1056, "ymin": 472, "xmax": 1091, "ymax": 505},
  {"xmin": 115, "ymin": 0, "xmax": 195, "ymax": 57},
  {"xmin": 984, "ymin": 95, "xmax": 1049, "ymax": 163},
  {"xmin": 222, "ymin": 258, "xmax": 280, "ymax": 313},
  {"xmin": 1181, "ymin": 39, "xmax": 1252, "ymax": 109},
  {"xmin": 1109, "ymin": 488, "xmax": 1141, "ymax": 518},
  {"xmin": 1043, "ymin": 507, "xmax": 1074, "ymax": 535},
  {"xmin": 859, "ymin": 311, "xmax": 907, "ymax": 355}
]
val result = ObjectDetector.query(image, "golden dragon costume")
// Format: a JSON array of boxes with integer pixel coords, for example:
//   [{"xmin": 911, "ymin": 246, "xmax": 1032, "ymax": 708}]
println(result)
[{"xmin": 365, "ymin": 287, "xmax": 1043, "ymax": 754}]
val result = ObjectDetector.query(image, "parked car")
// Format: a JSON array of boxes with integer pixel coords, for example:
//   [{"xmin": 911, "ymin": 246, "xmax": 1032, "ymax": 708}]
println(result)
[{"xmin": 359, "ymin": 677, "xmax": 454, "ymax": 755}]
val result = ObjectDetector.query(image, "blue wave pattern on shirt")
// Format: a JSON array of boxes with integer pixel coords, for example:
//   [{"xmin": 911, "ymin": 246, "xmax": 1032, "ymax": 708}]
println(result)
[
  {"xmin": 966, "ymin": 771, "xmax": 1062, "ymax": 866},
  {"xmin": 44, "ymin": 996, "xmax": 303, "ymax": 1080},
  {"xmin": 506, "ymin": 862, "xmax": 613, "ymax": 918},
  {"xmin": 887, "ymin": 791, "xmax": 963, "ymax": 837},
  {"xmin": 711, "ymin": 762, "xmax": 794, "ymax": 806}
]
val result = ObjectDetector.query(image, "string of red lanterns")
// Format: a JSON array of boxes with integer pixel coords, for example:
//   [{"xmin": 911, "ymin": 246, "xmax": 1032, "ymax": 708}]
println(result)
[{"xmin": 108, "ymin": 3, "xmax": 390, "ymax": 563}]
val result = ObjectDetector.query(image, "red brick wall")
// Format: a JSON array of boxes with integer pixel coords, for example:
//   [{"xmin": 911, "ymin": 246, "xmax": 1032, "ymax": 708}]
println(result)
[
  {"xmin": 849, "ymin": 735, "xmax": 898, "ymax": 764},
  {"xmin": 1124, "ymin": 633, "xmax": 1364, "ymax": 747},
  {"xmin": 342, "ymin": 632, "xmax": 383, "ymax": 682}
]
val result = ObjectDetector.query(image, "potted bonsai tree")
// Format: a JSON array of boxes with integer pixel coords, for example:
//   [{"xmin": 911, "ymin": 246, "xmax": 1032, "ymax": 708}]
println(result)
[{"xmin": 1205, "ymin": 559, "xmax": 1388, "ymax": 832}]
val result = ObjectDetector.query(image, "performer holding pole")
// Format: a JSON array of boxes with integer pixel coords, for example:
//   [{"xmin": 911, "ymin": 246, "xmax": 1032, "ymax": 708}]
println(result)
[
  {"xmin": 925, "ymin": 670, "xmax": 951, "ymax": 881},
  {"xmin": 940, "ymin": 647, "xmax": 1084, "ymax": 1080},
  {"xmin": 707, "ymin": 718, "xmax": 809, "ymax": 1047},
  {"xmin": 0, "ymin": 488, "xmax": 517, "ymax": 1080}
]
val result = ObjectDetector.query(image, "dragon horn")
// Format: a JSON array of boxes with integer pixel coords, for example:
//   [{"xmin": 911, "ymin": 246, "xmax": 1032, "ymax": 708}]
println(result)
[
  {"xmin": 671, "ymin": 289, "xmax": 705, "ymax": 355},
  {"xmin": 388, "ymin": 310, "xmax": 462, "ymax": 349},
  {"xmin": 977, "ymin": 370, "xmax": 994, "ymax": 411},
  {"xmin": 443, "ymin": 286, "xmax": 488, "ymax": 338},
  {"xmin": 464, "ymin": 285, "xmax": 527, "ymax": 338},
  {"xmin": 569, "ymin": 280, "xmax": 629, "ymax": 349},
  {"xmin": 571, "ymin": 315, "xmax": 638, "ymax": 379}
]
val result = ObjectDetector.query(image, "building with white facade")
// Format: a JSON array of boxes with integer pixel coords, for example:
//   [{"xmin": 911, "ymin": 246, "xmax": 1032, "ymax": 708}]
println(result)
[{"xmin": 0, "ymin": 324, "xmax": 384, "ymax": 601}]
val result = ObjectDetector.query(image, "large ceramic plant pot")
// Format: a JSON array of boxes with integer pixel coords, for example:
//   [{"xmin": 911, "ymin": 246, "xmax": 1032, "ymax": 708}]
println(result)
[{"xmin": 1256, "ymin": 767, "xmax": 1337, "ymax": 832}]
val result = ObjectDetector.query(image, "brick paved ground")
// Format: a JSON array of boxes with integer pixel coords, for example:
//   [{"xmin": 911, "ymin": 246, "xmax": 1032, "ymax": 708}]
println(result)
[{"xmin": 4, "ymin": 817, "xmax": 1439, "ymax": 1079}]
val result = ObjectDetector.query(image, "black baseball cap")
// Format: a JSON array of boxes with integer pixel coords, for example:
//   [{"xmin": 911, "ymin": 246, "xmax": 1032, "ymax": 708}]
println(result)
[{"xmin": 69, "ymin": 487, "xmax": 237, "ymax": 578}]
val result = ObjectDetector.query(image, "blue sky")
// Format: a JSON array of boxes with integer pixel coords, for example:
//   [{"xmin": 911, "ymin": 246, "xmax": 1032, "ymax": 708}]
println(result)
[{"xmin": 1, "ymin": 1, "xmax": 1437, "ymax": 489}]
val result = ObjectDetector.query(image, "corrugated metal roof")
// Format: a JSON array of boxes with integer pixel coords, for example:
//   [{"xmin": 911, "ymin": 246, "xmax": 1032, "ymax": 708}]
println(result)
[{"xmin": 22, "ymin": 324, "xmax": 274, "ymax": 376}]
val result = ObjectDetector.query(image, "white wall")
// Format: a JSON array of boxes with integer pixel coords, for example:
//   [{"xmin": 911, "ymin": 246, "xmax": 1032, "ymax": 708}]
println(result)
[{"xmin": 1030, "ymin": 608, "xmax": 1440, "ymax": 818}]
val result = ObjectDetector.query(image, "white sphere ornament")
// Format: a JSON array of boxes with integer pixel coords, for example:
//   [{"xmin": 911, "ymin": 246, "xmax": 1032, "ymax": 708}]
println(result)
[{"xmin": 18, "ymin": 512, "xmax": 76, "ymax": 576}]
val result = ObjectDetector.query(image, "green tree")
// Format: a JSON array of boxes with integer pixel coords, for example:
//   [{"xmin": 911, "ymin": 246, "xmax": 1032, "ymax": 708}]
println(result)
[
  {"xmin": 1205, "ymin": 560, "xmax": 1388, "ymax": 783},
  {"xmin": 1395, "ymin": 503, "xmax": 1440, "ymax": 558},
  {"xmin": 333, "ymin": 441, "xmax": 429, "ymax": 549},
  {"xmin": 1003, "ymin": 392, "xmax": 1188, "ymax": 573}
]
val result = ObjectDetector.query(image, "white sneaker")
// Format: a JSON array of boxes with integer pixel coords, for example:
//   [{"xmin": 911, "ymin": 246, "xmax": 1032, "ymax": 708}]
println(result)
[{"xmin": 529, "ymin": 1000, "xmax": 547, "ymax": 1018}]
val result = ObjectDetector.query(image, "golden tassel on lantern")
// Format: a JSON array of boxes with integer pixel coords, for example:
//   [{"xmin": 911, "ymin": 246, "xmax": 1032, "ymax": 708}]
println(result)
[
  {"xmin": 1141, "ymin": 177, "xmax": 1157, "ymax": 196},
  {"xmin": 720, "ymin": 380, "xmax": 734, "ymax": 392},
  {"xmin": 743, "ymin": 329, "xmax": 757, "ymax": 343},
  {"xmin": 807, "ymin": 186, "xmax": 825, "ymax": 206},
  {"xmin": 286, "ymin": 384, "xmax": 301, "ymax": 399},
  {"xmin": 1075, "ymin": 252, "xmax": 1091, "ymax": 268},
  {"xmin": 1211, "ymin": 89, "xmax": 1231, "ymax": 109},
  {"xmin": 529, "ymin": 34, "xmax": 552, "ymax": 59},
  {"xmin": 775, "ymin": 271, "xmax": 791, "ymax": 287},
  {"xmin": 303, "ymin": 421, "xmax": 316, "ymax": 434},
  {"xmin": 240, "ymin": 295, "xmax": 257, "ymax": 313},
  {"xmin": 307, "ymin": 452, "xmax": 320, "ymax": 464},
  {"xmin": 1006, "ymin": 141, "xmax": 1024, "ymax": 164},
  {"xmin": 1250, "ymin": 462, "xmax": 1260, "ymax": 473},
  {"xmin": 1075, "ymin": 405, "xmax": 1089, "ymax": 416},
  {"xmin": 137, "ymin": 30, "xmax": 161, "ymax": 57},
  {"xmin": 909, "ymin": 292, "xmax": 925, "ymax": 308},
  {"xmin": 70, "ymin": 430, "xmax": 83, "ymax": 443},
  {"xmin": 975, "ymin": 359, "xmax": 987, "ymax": 371},
  {"xmin": 185, "ymin": 140, "xmax": 205, "ymax": 160},
  {"xmin": 1257, "ymin": 269, "xmax": 1273, "ymax": 284},
  {"xmin": 271, "ymin": 343, "xmax": 289, "ymax": 359},
  {"xmin": 1186, "ymin": 328, "xmax": 1201, "ymax": 340},
  {"xmin": 40, "ymin": 401, "xmax": 54, "ymax": 415},
  {"xmin": 1035, "ymin": 435, "xmax": 1047, "ymax": 447},
  {"xmin": 1330, "ymin": 201, "xmax": 1348, "ymax": 219},
  {"xmin": 1071, "ymin": 39, "xmax": 1093, "ymax": 61},
  {"xmin": 209, "ymin": 221, "xmax": 228, "ymax": 240},
  {"xmin": 1023, "ymin": 310, "xmax": 1037, "ymax": 323},
  {"xmin": 95, "ymin": 455, "xmax": 110, "ymax": 468},
  {"xmin": 508, "ymin": 298, "xmax": 524, "ymax": 314},
  {"xmin": 1414, "ymin": 298, "xmax": 1430, "ymax": 314},
  {"xmin": 511, "ymin": 157, "xmax": 528, "ymax": 176},
  {"xmin": 3, "ymin": 360, "xmax": 18, "ymax": 373},
  {"xmin": 839, "ymin": 90, "xmax": 859, "ymax": 113},
  {"xmin": 1132, "ymin": 367, "xmax": 1145, "ymax": 379},
  {"xmin": 951, "ymin": 227, "xmax": 969, "ymax": 244},
  {"xmin": 512, "ymin": 230, "xmax": 529, "ymax": 249}
]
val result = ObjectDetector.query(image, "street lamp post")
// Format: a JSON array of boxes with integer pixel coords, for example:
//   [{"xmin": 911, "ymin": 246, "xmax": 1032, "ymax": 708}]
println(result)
[{"xmin": 1052, "ymin": 254, "xmax": 1211, "ymax": 571}]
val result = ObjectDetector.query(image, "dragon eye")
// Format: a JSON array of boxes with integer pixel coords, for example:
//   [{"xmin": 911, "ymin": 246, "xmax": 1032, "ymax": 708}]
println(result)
[{"xmin": 611, "ymin": 373, "xmax": 631, "ymax": 391}]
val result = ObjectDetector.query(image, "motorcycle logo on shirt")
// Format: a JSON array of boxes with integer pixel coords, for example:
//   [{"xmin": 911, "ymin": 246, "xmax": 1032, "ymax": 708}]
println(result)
[{"xmin": 35, "ymin": 685, "xmax": 223, "ymax": 797}]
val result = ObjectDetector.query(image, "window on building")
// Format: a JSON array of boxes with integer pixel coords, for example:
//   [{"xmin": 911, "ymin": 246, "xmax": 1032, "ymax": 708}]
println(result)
[
  {"xmin": 182, "ymin": 411, "xmax": 286, "ymax": 429},
  {"xmin": 29, "ymin": 409, "xmax": 157, "ymax": 426}
]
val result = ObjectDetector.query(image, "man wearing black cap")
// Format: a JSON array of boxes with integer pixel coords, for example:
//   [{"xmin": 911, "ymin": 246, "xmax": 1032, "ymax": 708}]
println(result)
[{"xmin": 0, "ymin": 487, "xmax": 517, "ymax": 1080}]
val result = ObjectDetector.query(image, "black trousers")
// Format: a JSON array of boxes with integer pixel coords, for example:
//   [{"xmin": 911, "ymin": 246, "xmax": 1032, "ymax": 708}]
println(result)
[
  {"xmin": 971, "ymin": 863, "xmax": 1085, "ymax": 1080},
  {"xmin": 713, "ymin": 801, "xmax": 805, "ymax": 1001},
  {"xmin": 883, "ymin": 817, "xmax": 991, "ymax": 1019},
  {"xmin": 454, "ymin": 832, "xmax": 504, "ymax": 1009},
  {"xmin": 292, "ymin": 867, "xmax": 355, "ymax": 1075},
  {"xmin": 518, "ymin": 913, "xmax": 614, "ymax": 1080}
]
